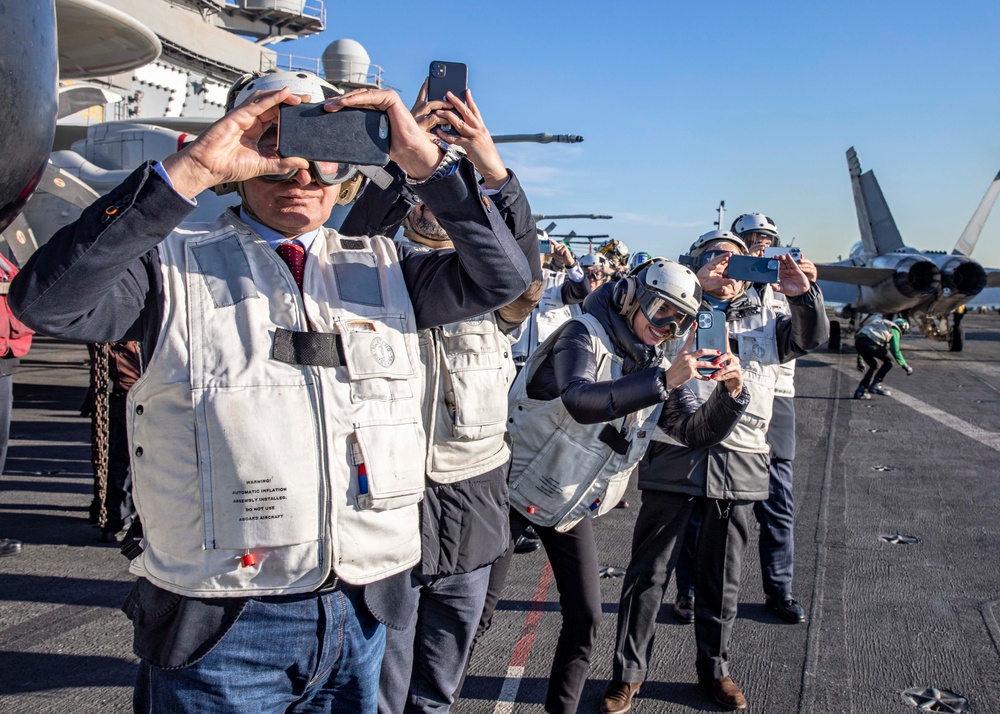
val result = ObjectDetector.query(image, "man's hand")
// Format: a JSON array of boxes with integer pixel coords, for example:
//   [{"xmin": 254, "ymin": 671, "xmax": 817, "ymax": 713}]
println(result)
[
  {"xmin": 798, "ymin": 256, "xmax": 818, "ymax": 282},
  {"xmin": 551, "ymin": 240, "xmax": 575, "ymax": 268},
  {"xmin": 327, "ymin": 88, "xmax": 442, "ymax": 181},
  {"xmin": 775, "ymin": 254, "xmax": 810, "ymax": 297},
  {"xmin": 431, "ymin": 90, "xmax": 508, "ymax": 190},
  {"xmin": 161, "ymin": 88, "xmax": 309, "ymax": 199},
  {"xmin": 904, "ymin": 365, "xmax": 914, "ymax": 376},
  {"xmin": 696, "ymin": 253, "xmax": 738, "ymax": 295}
]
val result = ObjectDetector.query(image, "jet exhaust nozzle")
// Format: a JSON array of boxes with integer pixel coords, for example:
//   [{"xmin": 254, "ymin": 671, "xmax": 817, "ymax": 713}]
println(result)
[
  {"xmin": 893, "ymin": 257, "xmax": 940, "ymax": 298},
  {"xmin": 943, "ymin": 257, "xmax": 987, "ymax": 296}
]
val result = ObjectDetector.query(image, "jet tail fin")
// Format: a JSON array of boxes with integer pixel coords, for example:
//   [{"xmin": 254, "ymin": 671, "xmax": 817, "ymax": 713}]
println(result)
[
  {"xmin": 847, "ymin": 147, "xmax": 905, "ymax": 256},
  {"xmin": 953, "ymin": 168, "xmax": 1000, "ymax": 257}
]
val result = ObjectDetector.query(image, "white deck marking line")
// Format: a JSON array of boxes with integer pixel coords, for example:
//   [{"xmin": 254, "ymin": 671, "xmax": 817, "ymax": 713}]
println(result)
[
  {"xmin": 490, "ymin": 561, "xmax": 554, "ymax": 714},
  {"xmin": 829, "ymin": 361, "xmax": 1000, "ymax": 453}
]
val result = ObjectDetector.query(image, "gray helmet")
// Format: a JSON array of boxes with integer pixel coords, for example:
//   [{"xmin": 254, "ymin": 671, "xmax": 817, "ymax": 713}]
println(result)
[
  {"xmin": 731, "ymin": 212, "xmax": 779, "ymax": 240},
  {"xmin": 579, "ymin": 253, "xmax": 608, "ymax": 268}
]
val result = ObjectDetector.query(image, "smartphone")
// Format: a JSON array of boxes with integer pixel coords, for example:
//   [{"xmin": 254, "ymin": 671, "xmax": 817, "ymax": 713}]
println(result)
[
  {"xmin": 726, "ymin": 254, "xmax": 780, "ymax": 283},
  {"xmin": 278, "ymin": 103, "xmax": 391, "ymax": 166},
  {"xmin": 539, "ymin": 241, "xmax": 552, "ymax": 254},
  {"xmin": 764, "ymin": 246, "xmax": 802, "ymax": 262},
  {"xmin": 428, "ymin": 61, "xmax": 468, "ymax": 135},
  {"xmin": 695, "ymin": 310, "xmax": 727, "ymax": 376},
  {"xmin": 427, "ymin": 61, "xmax": 468, "ymax": 102}
]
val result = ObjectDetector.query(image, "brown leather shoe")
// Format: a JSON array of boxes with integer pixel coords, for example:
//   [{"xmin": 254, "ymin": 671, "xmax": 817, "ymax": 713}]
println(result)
[
  {"xmin": 700, "ymin": 676, "xmax": 747, "ymax": 710},
  {"xmin": 600, "ymin": 681, "xmax": 641, "ymax": 713}
]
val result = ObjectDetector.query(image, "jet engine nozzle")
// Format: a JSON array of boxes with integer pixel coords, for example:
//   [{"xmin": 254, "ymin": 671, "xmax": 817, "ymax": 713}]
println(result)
[
  {"xmin": 939, "ymin": 256, "xmax": 987, "ymax": 297},
  {"xmin": 893, "ymin": 256, "xmax": 940, "ymax": 298}
]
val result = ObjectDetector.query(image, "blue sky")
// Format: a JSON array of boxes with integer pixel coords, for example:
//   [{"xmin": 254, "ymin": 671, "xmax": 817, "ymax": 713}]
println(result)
[{"xmin": 285, "ymin": 0, "xmax": 1000, "ymax": 266}]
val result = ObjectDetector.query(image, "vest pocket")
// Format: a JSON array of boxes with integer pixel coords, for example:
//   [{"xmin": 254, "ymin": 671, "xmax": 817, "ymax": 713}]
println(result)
[
  {"xmin": 352, "ymin": 418, "xmax": 425, "ymax": 511},
  {"xmin": 195, "ymin": 386, "xmax": 322, "ymax": 551},
  {"xmin": 338, "ymin": 316, "xmax": 415, "ymax": 403}
]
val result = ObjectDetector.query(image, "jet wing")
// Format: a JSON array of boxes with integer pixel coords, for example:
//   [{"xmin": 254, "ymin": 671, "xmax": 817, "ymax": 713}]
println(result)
[
  {"xmin": 37, "ymin": 163, "xmax": 101, "ymax": 209},
  {"xmin": 815, "ymin": 264, "xmax": 896, "ymax": 286},
  {"xmin": 986, "ymin": 270, "xmax": 1000, "ymax": 288}
]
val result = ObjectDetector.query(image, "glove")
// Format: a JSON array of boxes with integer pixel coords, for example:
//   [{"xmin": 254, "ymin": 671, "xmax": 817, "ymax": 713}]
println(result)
[{"xmin": 903, "ymin": 365, "xmax": 914, "ymax": 376}]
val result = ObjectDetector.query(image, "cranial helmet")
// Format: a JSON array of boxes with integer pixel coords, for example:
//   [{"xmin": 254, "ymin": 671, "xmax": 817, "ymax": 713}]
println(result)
[
  {"xmin": 579, "ymin": 253, "xmax": 608, "ymax": 268},
  {"xmin": 226, "ymin": 70, "xmax": 342, "ymax": 112},
  {"xmin": 216, "ymin": 70, "xmax": 362, "ymax": 203},
  {"xmin": 612, "ymin": 258, "xmax": 702, "ymax": 338},
  {"xmin": 892, "ymin": 317, "xmax": 910, "ymax": 334},
  {"xmin": 599, "ymin": 239, "xmax": 630, "ymax": 265},
  {"xmin": 687, "ymin": 230, "xmax": 748, "ymax": 263},
  {"xmin": 731, "ymin": 212, "xmax": 780, "ymax": 243},
  {"xmin": 628, "ymin": 251, "xmax": 652, "ymax": 272}
]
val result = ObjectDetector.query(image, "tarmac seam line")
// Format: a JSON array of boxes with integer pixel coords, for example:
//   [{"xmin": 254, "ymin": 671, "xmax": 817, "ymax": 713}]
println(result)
[{"xmin": 799, "ymin": 350, "xmax": 846, "ymax": 713}]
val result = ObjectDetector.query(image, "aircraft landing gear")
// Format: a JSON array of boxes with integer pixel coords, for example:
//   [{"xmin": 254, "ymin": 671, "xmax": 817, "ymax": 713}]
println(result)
[
  {"xmin": 828, "ymin": 320, "xmax": 842, "ymax": 351},
  {"xmin": 948, "ymin": 309, "xmax": 965, "ymax": 352}
]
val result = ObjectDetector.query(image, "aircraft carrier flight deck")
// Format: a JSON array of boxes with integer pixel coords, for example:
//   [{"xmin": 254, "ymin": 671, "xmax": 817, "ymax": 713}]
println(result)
[{"xmin": 2, "ymin": 316, "xmax": 999, "ymax": 714}]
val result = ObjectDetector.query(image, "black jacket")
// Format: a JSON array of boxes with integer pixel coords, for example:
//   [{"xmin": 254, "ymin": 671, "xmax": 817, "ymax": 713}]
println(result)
[
  {"xmin": 528, "ymin": 282, "xmax": 748, "ymax": 443},
  {"xmin": 341, "ymin": 164, "xmax": 541, "ymax": 577}
]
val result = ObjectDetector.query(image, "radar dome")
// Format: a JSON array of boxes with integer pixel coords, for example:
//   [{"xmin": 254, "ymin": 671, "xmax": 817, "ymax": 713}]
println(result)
[{"xmin": 322, "ymin": 38, "xmax": 376, "ymax": 88}]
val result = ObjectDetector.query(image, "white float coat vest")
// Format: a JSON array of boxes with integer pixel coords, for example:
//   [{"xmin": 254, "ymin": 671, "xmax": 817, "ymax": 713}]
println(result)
[
  {"xmin": 419, "ymin": 312, "xmax": 517, "ymax": 483},
  {"xmin": 126, "ymin": 214, "xmax": 427, "ymax": 597},
  {"xmin": 511, "ymin": 269, "xmax": 581, "ymax": 361},
  {"xmin": 506, "ymin": 313, "xmax": 662, "ymax": 532},
  {"xmin": 761, "ymin": 285, "xmax": 796, "ymax": 398},
  {"xmin": 656, "ymin": 288, "xmax": 780, "ymax": 454},
  {"xmin": 859, "ymin": 318, "xmax": 898, "ymax": 347}
]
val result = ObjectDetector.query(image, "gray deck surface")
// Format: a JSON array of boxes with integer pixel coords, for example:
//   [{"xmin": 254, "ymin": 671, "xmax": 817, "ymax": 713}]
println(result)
[{"xmin": 2, "ymin": 316, "xmax": 999, "ymax": 713}]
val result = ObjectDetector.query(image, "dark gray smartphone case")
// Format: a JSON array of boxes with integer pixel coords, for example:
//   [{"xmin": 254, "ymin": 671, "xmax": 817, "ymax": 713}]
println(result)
[{"xmin": 278, "ymin": 104, "xmax": 391, "ymax": 166}]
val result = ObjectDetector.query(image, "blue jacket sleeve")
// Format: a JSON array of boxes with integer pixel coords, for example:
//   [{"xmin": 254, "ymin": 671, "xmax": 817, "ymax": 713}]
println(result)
[
  {"xmin": 398, "ymin": 159, "xmax": 532, "ymax": 329},
  {"xmin": 8, "ymin": 163, "xmax": 194, "ymax": 349}
]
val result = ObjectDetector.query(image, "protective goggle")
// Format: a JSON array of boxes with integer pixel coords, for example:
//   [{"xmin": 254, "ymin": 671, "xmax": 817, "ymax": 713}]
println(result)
[
  {"xmin": 695, "ymin": 249, "xmax": 737, "ymax": 268},
  {"xmin": 259, "ymin": 161, "xmax": 358, "ymax": 186},
  {"xmin": 256, "ymin": 127, "xmax": 358, "ymax": 186},
  {"xmin": 742, "ymin": 231, "xmax": 779, "ymax": 249},
  {"xmin": 637, "ymin": 289, "xmax": 696, "ymax": 336}
]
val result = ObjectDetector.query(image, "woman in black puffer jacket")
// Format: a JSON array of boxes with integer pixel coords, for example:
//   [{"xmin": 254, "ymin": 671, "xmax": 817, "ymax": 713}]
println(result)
[{"xmin": 461, "ymin": 258, "xmax": 751, "ymax": 714}]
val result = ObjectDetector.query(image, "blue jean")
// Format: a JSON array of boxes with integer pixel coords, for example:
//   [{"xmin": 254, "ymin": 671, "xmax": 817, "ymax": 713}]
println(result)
[
  {"xmin": 379, "ymin": 566, "xmax": 491, "ymax": 714},
  {"xmin": 134, "ymin": 586, "xmax": 385, "ymax": 714}
]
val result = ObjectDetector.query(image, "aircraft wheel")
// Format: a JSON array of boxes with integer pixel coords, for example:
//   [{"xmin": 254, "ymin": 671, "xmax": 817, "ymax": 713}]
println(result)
[
  {"xmin": 828, "ymin": 320, "xmax": 841, "ymax": 351},
  {"xmin": 949, "ymin": 326, "xmax": 964, "ymax": 352}
]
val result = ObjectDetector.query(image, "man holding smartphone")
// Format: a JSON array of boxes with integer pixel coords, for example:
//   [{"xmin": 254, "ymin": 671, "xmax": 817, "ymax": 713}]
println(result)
[
  {"xmin": 10, "ymin": 71, "xmax": 532, "ymax": 714},
  {"xmin": 735, "ymin": 213, "xmax": 820, "ymax": 625},
  {"xmin": 603, "ymin": 230, "xmax": 827, "ymax": 713}
]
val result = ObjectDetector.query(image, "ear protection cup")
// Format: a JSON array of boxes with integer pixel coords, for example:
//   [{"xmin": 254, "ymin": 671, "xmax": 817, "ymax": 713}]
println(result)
[{"xmin": 612, "ymin": 276, "xmax": 637, "ymax": 316}]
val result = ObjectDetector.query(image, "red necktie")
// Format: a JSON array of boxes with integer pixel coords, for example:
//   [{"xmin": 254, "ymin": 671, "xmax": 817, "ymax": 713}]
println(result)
[{"xmin": 276, "ymin": 240, "xmax": 306, "ymax": 292}]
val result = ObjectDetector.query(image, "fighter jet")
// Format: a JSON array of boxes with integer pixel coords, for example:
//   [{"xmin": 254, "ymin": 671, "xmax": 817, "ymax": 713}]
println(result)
[{"xmin": 817, "ymin": 147, "xmax": 1000, "ymax": 351}]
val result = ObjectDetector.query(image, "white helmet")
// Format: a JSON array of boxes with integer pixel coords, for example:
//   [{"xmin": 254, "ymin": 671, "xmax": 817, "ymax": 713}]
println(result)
[
  {"xmin": 579, "ymin": 253, "xmax": 608, "ymax": 268},
  {"xmin": 226, "ymin": 70, "xmax": 342, "ymax": 111},
  {"xmin": 216, "ymin": 70, "xmax": 358, "ymax": 197},
  {"xmin": 731, "ymin": 213, "xmax": 779, "ymax": 241},
  {"xmin": 613, "ymin": 258, "xmax": 702, "ymax": 338},
  {"xmin": 688, "ymin": 230, "xmax": 748, "ymax": 262}
]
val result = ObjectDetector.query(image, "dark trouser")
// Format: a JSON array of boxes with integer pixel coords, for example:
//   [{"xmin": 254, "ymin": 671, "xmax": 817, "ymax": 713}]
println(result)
[
  {"xmin": 378, "ymin": 566, "xmax": 492, "ymax": 714},
  {"xmin": 613, "ymin": 491, "xmax": 752, "ymax": 683},
  {"xmin": 856, "ymin": 336, "xmax": 893, "ymax": 390},
  {"xmin": 673, "ymin": 506, "xmax": 701, "ymax": 600},
  {"xmin": 105, "ymin": 392, "xmax": 135, "ymax": 533},
  {"xmin": 461, "ymin": 509, "xmax": 602, "ymax": 714},
  {"xmin": 0, "ymin": 375, "xmax": 11, "ymax": 475},
  {"xmin": 753, "ymin": 456, "xmax": 795, "ymax": 599}
]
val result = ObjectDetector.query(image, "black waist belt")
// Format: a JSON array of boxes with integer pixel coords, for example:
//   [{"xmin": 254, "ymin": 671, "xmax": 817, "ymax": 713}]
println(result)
[
  {"xmin": 598, "ymin": 424, "xmax": 631, "ymax": 456},
  {"xmin": 272, "ymin": 329, "xmax": 346, "ymax": 368}
]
